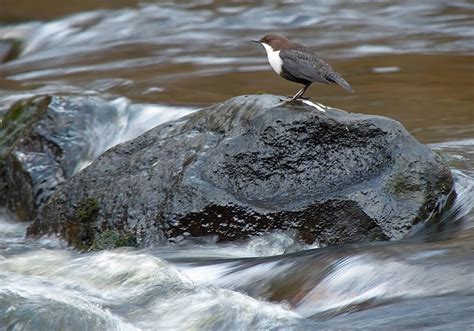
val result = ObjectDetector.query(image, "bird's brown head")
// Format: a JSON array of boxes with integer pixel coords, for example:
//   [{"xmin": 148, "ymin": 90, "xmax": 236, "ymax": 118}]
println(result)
[{"xmin": 253, "ymin": 34, "xmax": 291, "ymax": 51}]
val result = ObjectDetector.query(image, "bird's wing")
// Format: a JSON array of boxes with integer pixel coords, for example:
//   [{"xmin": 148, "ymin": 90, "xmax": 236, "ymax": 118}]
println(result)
[{"xmin": 279, "ymin": 48, "xmax": 333, "ymax": 85}]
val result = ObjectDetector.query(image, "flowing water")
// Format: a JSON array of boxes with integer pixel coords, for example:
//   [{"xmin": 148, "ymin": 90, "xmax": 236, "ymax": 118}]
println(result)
[{"xmin": 0, "ymin": 1, "xmax": 473, "ymax": 330}]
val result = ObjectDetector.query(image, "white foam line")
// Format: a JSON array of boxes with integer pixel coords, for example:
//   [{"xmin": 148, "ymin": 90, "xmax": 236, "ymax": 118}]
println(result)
[{"xmin": 302, "ymin": 99, "xmax": 326, "ymax": 112}]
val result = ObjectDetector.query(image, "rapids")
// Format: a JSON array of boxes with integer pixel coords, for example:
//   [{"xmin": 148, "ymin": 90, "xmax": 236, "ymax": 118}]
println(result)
[{"xmin": 1, "ymin": 140, "xmax": 473, "ymax": 329}]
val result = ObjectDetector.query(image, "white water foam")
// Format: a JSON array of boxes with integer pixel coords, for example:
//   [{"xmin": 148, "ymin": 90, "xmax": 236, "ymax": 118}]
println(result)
[{"xmin": 74, "ymin": 97, "xmax": 196, "ymax": 173}]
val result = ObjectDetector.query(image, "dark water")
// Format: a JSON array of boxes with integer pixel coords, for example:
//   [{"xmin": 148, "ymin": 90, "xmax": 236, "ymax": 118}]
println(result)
[{"xmin": 0, "ymin": 1, "xmax": 473, "ymax": 330}]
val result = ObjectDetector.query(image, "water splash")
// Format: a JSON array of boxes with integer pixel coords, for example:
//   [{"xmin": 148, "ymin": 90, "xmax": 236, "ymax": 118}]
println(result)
[{"xmin": 73, "ymin": 97, "xmax": 196, "ymax": 173}]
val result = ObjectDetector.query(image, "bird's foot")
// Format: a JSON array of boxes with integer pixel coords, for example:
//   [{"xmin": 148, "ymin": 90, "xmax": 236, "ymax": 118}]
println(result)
[
  {"xmin": 286, "ymin": 95, "xmax": 309, "ymax": 100},
  {"xmin": 280, "ymin": 96, "xmax": 310, "ymax": 103}
]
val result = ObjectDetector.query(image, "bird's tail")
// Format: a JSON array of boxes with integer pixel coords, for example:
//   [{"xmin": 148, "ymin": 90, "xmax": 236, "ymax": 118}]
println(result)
[{"xmin": 327, "ymin": 72, "xmax": 354, "ymax": 94}]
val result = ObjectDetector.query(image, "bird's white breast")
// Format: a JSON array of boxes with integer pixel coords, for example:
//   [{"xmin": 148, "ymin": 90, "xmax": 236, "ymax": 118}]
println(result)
[{"xmin": 262, "ymin": 43, "xmax": 283, "ymax": 75}]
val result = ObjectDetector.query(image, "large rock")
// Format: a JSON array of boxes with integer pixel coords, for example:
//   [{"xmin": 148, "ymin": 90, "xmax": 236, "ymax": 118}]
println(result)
[
  {"xmin": 0, "ymin": 95, "xmax": 122, "ymax": 220},
  {"xmin": 28, "ymin": 95, "xmax": 453, "ymax": 249}
]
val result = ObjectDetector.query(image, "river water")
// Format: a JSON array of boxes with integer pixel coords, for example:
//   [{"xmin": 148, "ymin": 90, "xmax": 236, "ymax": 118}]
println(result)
[{"xmin": 1, "ymin": 1, "xmax": 473, "ymax": 330}]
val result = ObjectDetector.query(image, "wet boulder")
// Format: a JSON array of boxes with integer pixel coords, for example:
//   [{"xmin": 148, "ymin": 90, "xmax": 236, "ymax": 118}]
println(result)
[
  {"xmin": 0, "ymin": 95, "xmax": 122, "ymax": 220},
  {"xmin": 28, "ymin": 95, "xmax": 453, "ymax": 249}
]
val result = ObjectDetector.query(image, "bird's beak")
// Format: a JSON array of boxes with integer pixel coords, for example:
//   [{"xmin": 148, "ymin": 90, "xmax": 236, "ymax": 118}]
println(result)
[{"xmin": 252, "ymin": 39, "xmax": 260, "ymax": 43}]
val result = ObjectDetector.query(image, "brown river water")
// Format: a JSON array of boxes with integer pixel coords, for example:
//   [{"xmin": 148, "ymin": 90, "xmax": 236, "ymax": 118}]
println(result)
[
  {"xmin": 0, "ymin": 1, "xmax": 473, "ymax": 330},
  {"xmin": 1, "ymin": 0, "xmax": 473, "ymax": 142}
]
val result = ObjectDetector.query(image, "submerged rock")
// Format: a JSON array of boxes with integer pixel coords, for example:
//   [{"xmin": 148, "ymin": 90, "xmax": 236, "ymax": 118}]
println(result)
[
  {"xmin": 0, "ymin": 38, "xmax": 22, "ymax": 63},
  {"xmin": 28, "ymin": 95, "xmax": 453, "ymax": 249},
  {"xmin": 0, "ymin": 95, "xmax": 121, "ymax": 220}
]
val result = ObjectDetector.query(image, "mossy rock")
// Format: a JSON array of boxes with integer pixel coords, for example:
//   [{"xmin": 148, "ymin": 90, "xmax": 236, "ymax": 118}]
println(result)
[
  {"xmin": 0, "ymin": 96, "xmax": 51, "ymax": 208},
  {"xmin": 0, "ymin": 95, "xmax": 51, "ymax": 156},
  {"xmin": 61, "ymin": 197, "xmax": 101, "ymax": 251},
  {"xmin": 75, "ymin": 197, "xmax": 100, "ymax": 223},
  {"xmin": 1, "ymin": 94, "xmax": 121, "ymax": 220},
  {"xmin": 391, "ymin": 174, "xmax": 422, "ymax": 194},
  {"xmin": 90, "ymin": 230, "xmax": 138, "ymax": 251},
  {"xmin": 67, "ymin": 197, "xmax": 138, "ymax": 251}
]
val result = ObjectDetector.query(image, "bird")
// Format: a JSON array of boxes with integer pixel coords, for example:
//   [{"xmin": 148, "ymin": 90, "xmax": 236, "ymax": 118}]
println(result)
[{"xmin": 253, "ymin": 34, "xmax": 354, "ymax": 101}]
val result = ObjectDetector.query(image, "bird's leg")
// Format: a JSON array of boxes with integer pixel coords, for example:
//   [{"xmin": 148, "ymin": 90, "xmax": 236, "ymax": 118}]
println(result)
[{"xmin": 289, "ymin": 84, "xmax": 310, "ymax": 101}]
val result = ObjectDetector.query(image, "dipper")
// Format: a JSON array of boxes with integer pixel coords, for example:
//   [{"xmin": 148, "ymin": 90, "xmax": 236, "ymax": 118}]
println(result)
[{"xmin": 253, "ymin": 34, "xmax": 354, "ymax": 101}]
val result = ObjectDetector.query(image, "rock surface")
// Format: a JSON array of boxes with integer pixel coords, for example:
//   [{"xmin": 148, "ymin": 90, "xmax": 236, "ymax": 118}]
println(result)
[
  {"xmin": 28, "ymin": 95, "xmax": 453, "ymax": 249},
  {"xmin": 0, "ymin": 95, "xmax": 122, "ymax": 220}
]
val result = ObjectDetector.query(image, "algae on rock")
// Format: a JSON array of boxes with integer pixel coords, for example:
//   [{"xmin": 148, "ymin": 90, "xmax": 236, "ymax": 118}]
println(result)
[
  {"xmin": 90, "ymin": 230, "xmax": 138, "ymax": 251},
  {"xmin": 75, "ymin": 197, "xmax": 100, "ymax": 224}
]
